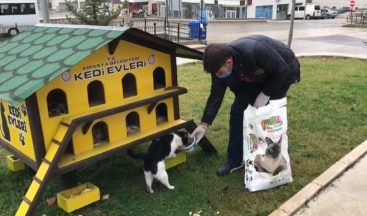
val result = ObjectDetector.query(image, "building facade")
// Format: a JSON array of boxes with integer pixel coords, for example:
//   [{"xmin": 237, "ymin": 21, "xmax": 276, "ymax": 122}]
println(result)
[
  {"xmin": 246, "ymin": 0, "xmax": 305, "ymax": 20},
  {"xmin": 49, "ymin": 0, "xmax": 348, "ymax": 20}
]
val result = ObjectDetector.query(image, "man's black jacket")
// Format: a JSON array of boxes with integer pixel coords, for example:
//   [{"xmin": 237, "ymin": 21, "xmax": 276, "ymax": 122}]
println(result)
[{"xmin": 201, "ymin": 35, "xmax": 300, "ymax": 125}]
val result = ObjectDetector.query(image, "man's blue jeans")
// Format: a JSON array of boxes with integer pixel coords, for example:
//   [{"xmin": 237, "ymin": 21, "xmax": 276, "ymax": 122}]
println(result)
[{"xmin": 226, "ymin": 82, "xmax": 291, "ymax": 167}]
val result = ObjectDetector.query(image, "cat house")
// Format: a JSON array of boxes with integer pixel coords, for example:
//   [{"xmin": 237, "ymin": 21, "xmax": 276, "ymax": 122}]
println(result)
[{"xmin": 0, "ymin": 24, "xmax": 216, "ymax": 216}]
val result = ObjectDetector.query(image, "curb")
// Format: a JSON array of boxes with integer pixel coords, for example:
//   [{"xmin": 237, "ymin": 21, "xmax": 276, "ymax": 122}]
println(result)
[
  {"xmin": 208, "ymin": 19, "xmax": 266, "ymax": 23},
  {"xmin": 177, "ymin": 51, "xmax": 367, "ymax": 67},
  {"xmin": 296, "ymin": 52, "xmax": 367, "ymax": 60},
  {"xmin": 269, "ymin": 139, "xmax": 367, "ymax": 216}
]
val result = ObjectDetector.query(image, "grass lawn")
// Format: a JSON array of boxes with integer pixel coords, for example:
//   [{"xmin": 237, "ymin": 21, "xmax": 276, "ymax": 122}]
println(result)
[{"xmin": 1, "ymin": 57, "xmax": 367, "ymax": 216}]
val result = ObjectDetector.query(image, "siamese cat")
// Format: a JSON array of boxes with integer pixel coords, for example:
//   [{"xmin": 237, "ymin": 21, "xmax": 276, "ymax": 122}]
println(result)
[
  {"xmin": 254, "ymin": 136, "xmax": 287, "ymax": 176},
  {"xmin": 127, "ymin": 131, "xmax": 194, "ymax": 193}
]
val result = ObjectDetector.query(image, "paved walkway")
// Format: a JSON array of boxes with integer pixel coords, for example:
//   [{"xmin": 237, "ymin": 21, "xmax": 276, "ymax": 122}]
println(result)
[{"xmin": 177, "ymin": 32, "xmax": 367, "ymax": 216}]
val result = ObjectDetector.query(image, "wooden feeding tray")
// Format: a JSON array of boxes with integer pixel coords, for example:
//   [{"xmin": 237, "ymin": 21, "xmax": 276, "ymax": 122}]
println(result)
[
  {"xmin": 165, "ymin": 152, "xmax": 187, "ymax": 170},
  {"xmin": 57, "ymin": 182, "xmax": 100, "ymax": 213},
  {"xmin": 6, "ymin": 155, "xmax": 25, "ymax": 172}
]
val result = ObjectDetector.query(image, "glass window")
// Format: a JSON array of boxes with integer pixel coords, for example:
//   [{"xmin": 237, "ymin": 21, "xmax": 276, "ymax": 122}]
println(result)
[
  {"xmin": 0, "ymin": 3, "xmax": 35, "ymax": 15},
  {"xmin": 10, "ymin": 4, "xmax": 20, "ymax": 15},
  {"xmin": 0, "ymin": 4, "xmax": 10, "ymax": 15}
]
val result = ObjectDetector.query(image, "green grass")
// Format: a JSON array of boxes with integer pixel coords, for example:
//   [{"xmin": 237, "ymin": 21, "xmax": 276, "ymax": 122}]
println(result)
[{"xmin": 1, "ymin": 57, "xmax": 367, "ymax": 216}]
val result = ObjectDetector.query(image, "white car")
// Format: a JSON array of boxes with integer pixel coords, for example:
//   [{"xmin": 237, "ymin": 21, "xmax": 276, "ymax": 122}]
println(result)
[{"xmin": 288, "ymin": 4, "xmax": 322, "ymax": 20}]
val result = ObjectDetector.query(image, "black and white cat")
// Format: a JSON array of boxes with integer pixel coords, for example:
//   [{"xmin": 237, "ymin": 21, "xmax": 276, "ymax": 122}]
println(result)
[
  {"xmin": 254, "ymin": 136, "xmax": 287, "ymax": 176},
  {"xmin": 127, "ymin": 131, "xmax": 194, "ymax": 193}
]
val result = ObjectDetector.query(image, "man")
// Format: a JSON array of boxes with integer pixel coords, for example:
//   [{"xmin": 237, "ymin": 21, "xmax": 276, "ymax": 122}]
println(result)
[{"xmin": 191, "ymin": 35, "xmax": 300, "ymax": 176}]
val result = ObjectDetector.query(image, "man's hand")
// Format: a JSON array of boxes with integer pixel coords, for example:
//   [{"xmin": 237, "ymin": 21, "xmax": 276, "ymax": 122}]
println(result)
[
  {"xmin": 190, "ymin": 123, "xmax": 208, "ymax": 143},
  {"xmin": 254, "ymin": 92, "xmax": 270, "ymax": 108}
]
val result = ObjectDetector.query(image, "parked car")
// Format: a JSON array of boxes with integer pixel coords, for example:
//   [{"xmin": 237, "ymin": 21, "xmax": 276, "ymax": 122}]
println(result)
[
  {"xmin": 287, "ymin": 4, "xmax": 322, "ymax": 20},
  {"xmin": 132, "ymin": 10, "xmax": 145, "ymax": 18},
  {"xmin": 321, "ymin": 8, "xmax": 337, "ymax": 19}
]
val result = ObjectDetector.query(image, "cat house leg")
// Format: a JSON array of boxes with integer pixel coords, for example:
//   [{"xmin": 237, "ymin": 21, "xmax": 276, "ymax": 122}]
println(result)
[{"xmin": 60, "ymin": 171, "xmax": 78, "ymax": 189}]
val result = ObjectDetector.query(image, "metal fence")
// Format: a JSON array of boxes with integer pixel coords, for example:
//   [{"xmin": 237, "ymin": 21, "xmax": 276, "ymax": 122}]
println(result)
[
  {"xmin": 346, "ymin": 12, "xmax": 367, "ymax": 25},
  {"xmin": 48, "ymin": 17, "xmax": 204, "ymax": 44},
  {"xmin": 110, "ymin": 18, "xmax": 197, "ymax": 43},
  {"xmin": 0, "ymin": 17, "xmax": 206, "ymax": 44}
]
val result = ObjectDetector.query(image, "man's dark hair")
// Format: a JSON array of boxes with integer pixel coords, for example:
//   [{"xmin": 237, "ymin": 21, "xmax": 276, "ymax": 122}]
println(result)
[{"xmin": 203, "ymin": 43, "xmax": 232, "ymax": 74}]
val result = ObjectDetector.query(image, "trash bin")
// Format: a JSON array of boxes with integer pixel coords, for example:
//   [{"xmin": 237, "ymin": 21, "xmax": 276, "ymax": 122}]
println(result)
[{"xmin": 188, "ymin": 19, "xmax": 207, "ymax": 40}]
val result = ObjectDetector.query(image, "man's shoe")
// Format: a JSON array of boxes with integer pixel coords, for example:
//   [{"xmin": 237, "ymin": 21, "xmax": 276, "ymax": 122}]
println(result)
[{"xmin": 216, "ymin": 162, "xmax": 245, "ymax": 176}]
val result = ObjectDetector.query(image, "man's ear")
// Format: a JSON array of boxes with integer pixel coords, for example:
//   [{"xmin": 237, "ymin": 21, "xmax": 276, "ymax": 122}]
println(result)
[{"xmin": 226, "ymin": 57, "xmax": 233, "ymax": 65}]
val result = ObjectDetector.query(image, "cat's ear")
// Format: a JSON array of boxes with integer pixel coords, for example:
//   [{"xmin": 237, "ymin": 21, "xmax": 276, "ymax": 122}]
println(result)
[
  {"xmin": 277, "ymin": 136, "xmax": 282, "ymax": 144},
  {"xmin": 265, "ymin": 137, "xmax": 273, "ymax": 144},
  {"xmin": 152, "ymin": 137, "xmax": 160, "ymax": 143}
]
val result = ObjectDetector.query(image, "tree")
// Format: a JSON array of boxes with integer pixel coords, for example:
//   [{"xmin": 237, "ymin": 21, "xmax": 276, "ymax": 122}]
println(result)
[
  {"xmin": 65, "ymin": 0, "xmax": 122, "ymax": 26},
  {"xmin": 287, "ymin": 0, "xmax": 296, "ymax": 48}
]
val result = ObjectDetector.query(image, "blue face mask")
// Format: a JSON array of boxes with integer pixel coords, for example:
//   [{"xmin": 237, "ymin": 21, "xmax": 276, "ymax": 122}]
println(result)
[{"xmin": 217, "ymin": 70, "xmax": 232, "ymax": 79}]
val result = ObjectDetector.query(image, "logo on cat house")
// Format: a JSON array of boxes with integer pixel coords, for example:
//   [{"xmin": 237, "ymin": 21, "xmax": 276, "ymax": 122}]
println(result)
[
  {"xmin": 62, "ymin": 56, "xmax": 148, "ymax": 82},
  {"xmin": 148, "ymin": 54, "xmax": 155, "ymax": 65},
  {"xmin": 261, "ymin": 116, "xmax": 283, "ymax": 131}
]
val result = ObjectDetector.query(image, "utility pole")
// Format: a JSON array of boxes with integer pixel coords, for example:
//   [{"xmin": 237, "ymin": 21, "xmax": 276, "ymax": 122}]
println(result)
[
  {"xmin": 165, "ymin": 0, "xmax": 169, "ymax": 18},
  {"xmin": 40, "ymin": 0, "xmax": 49, "ymax": 22},
  {"xmin": 288, "ymin": 0, "xmax": 295, "ymax": 48},
  {"xmin": 164, "ymin": 0, "xmax": 169, "ymax": 37},
  {"xmin": 200, "ymin": 0, "xmax": 204, "ymax": 22}
]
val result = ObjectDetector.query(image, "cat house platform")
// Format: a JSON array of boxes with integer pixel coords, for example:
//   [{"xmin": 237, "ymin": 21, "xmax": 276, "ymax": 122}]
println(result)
[{"xmin": 0, "ymin": 24, "xmax": 216, "ymax": 216}]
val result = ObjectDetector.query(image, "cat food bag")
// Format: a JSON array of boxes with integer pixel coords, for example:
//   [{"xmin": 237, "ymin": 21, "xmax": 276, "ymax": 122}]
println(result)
[{"xmin": 243, "ymin": 98, "xmax": 293, "ymax": 192}]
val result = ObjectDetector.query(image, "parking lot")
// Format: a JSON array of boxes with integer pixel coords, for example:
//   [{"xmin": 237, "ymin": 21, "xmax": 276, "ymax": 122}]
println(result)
[
  {"xmin": 207, "ymin": 18, "xmax": 363, "ymax": 42},
  {"xmin": 206, "ymin": 18, "xmax": 367, "ymax": 56}
]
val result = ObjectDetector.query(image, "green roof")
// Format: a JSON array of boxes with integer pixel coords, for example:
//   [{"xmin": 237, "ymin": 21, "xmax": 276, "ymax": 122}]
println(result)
[{"xmin": 0, "ymin": 24, "xmax": 202, "ymax": 105}]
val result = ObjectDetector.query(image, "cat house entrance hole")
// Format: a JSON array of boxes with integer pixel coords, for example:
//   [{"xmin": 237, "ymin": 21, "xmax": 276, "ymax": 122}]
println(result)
[
  {"xmin": 156, "ymin": 103, "xmax": 168, "ymax": 125},
  {"xmin": 153, "ymin": 67, "xmax": 166, "ymax": 90},
  {"xmin": 126, "ymin": 112, "xmax": 140, "ymax": 135},
  {"xmin": 47, "ymin": 89, "xmax": 69, "ymax": 117},
  {"xmin": 92, "ymin": 121, "xmax": 109, "ymax": 145},
  {"xmin": 122, "ymin": 74, "xmax": 137, "ymax": 98},
  {"xmin": 88, "ymin": 80, "xmax": 105, "ymax": 107}
]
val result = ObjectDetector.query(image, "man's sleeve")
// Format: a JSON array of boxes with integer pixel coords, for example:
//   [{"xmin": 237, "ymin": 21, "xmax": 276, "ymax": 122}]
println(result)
[
  {"xmin": 255, "ymin": 43, "xmax": 291, "ymax": 95},
  {"xmin": 201, "ymin": 75, "xmax": 227, "ymax": 125}
]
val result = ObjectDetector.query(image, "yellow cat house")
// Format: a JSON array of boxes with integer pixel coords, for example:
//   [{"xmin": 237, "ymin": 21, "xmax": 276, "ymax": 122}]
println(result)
[{"xmin": 0, "ymin": 23, "xmax": 216, "ymax": 216}]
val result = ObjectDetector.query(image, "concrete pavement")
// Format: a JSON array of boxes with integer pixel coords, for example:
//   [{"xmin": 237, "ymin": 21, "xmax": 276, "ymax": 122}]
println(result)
[
  {"xmin": 177, "ymin": 22, "xmax": 367, "ymax": 215},
  {"xmin": 294, "ymin": 149, "xmax": 367, "ymax": 216},
  {"xmin": 270, "ymin": 139, "xmax": 367, "ymax": 216}
]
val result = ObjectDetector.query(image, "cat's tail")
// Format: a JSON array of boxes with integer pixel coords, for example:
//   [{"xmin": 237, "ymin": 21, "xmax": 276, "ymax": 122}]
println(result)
[{"xmin": 126, "ymin": 148, "xmax": 146, "ymax": 159}]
